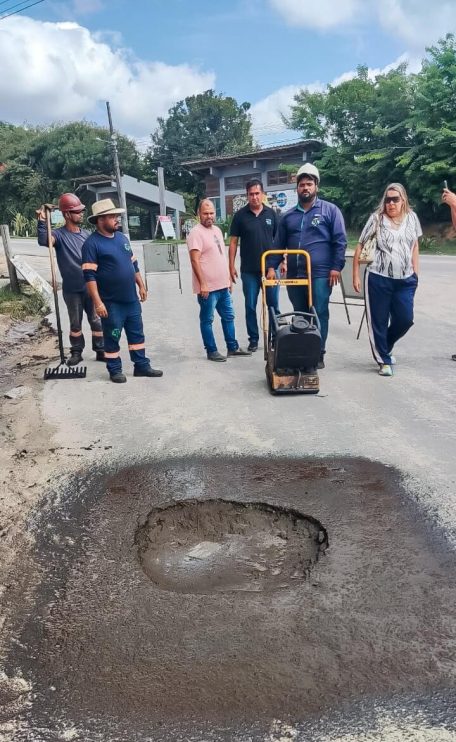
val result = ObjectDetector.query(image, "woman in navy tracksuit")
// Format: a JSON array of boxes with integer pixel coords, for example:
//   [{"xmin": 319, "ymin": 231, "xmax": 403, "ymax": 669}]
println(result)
[{"xmin": 353, "ymin": 183, "xmax": 421, "ymax": 377}]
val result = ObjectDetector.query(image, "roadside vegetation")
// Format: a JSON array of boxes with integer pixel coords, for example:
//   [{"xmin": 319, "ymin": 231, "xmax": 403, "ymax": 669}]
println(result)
[{"xmin": 0, "ymin": 285, "xmax": 46, "ymax": 319}]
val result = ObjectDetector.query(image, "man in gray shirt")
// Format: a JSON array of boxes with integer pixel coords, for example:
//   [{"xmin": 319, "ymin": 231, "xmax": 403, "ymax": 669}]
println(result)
[{"xmin": 37, "ymin": 193, "xmax": 104, "ymax": 366}]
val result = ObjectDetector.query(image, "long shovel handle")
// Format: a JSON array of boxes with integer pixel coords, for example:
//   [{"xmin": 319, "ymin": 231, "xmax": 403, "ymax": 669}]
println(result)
[{"xmin": 45, "ymin": 206, "xmax": 66, "ymax": 365}]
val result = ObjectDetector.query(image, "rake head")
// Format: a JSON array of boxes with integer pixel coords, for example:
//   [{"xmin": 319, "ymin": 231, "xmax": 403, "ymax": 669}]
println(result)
[{"xmin": 44, "ymin": 364, "xmax": 87, "ymax": 380}]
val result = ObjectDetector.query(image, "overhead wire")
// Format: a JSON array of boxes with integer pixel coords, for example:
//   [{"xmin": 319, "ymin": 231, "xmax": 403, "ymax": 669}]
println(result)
[
  {"xmin": 109, "ymin": 121, "xmax": 412, "ymax": 167},
  {"xmin": 134, "ymin": 129, "xmax": 303, "ymax": 153},
  {"xmin": 0, "ymin": 0, "xmax": 45, "ymax": 20},
  {"xmin": 134, "ymin": 123, "xmax": 297, "ymax": 147}
]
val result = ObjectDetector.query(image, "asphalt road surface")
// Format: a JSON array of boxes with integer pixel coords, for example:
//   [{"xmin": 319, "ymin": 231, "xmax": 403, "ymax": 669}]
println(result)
[{"xmin": 2, "ymin": 243, "xmax": 456, "ymax": 741}]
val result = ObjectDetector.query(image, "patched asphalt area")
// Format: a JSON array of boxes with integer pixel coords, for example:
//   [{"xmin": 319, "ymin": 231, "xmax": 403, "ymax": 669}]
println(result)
[{"xmin": 3, "ymin": 457, "xmax": 456, "ymax": 741}]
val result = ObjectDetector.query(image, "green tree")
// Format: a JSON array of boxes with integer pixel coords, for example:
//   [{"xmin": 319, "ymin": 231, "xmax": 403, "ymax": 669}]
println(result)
[
  {"xmin": 0, "ymin": 123, "xmax": 44, "ymax": 222},
  {"xmin": 146, "ymin": 90, "xmax": 254, "ymax": 195},
  {"xmin": 287, "ymin": 65, "xmax": 415, "ymax": 226},
  {"xmin": 397, "ymin": 34, "xmax": 456, "ymax": 221},
  {"xmin": 28, "ymin": 121, "xmax": 143, "ymax": 189},
  {"xmin": 0, "ymin": 121, "xmax": 144, "ymax": 224}
]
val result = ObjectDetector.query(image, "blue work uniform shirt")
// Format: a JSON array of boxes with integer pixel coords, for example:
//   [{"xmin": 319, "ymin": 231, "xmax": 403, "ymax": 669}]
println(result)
[
  {"xmin": 268, "ymin": 198, "xmax": 347, "ymax": 278},
  {"xmin": 82, "ymin": 230, "xmax": 140, "ymax": 303}
]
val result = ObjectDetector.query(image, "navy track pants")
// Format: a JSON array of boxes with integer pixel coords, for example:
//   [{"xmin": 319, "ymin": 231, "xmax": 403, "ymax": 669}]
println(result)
[{"xmin": 365, "ymin": 271, "xmax": 418, "ymax": 365}]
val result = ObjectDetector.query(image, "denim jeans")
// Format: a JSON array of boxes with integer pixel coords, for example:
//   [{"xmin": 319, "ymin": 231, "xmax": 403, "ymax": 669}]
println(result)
[
  {"xmin": 101, "ymin": 300, "xmax": 150, "ymax": 375},
  {"xmin": 63, "ymin": 289, "xmax": 104, "ymax": 353},
  {"xmin": 241, "ymin": 271, "xmax": 279, "ymax": 344},
  {"xmin": 287, "ymin": 277, "xmax": 332, "ymax": 353},
  {"xmin": 197, "ymin": 288, "xmax": 239, "ymax": 354}
]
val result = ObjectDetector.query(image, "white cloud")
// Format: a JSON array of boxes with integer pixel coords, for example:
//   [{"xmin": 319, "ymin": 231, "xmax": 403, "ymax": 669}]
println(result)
[
  {"xmin": 269, "ymin": 0, "xmax": 364, "ymax": 30},
  {"xmin": 380, "ymin": 0, "xmax": 456, "ymax": 47},
  {"xmin": 0, "ymin": 16, "xmax": 215, "ymax": 139},
  {"xmin": 267, "ymin": 0, "xmax": 456, "ymax": 47},
  {"xmin": 250, "ymin": 84, "xmax": 322, "ymax": 137},
  {"xmin": 48, "ymin": 0, "xmax": 106, "ymax": 17},
  {"xmin": 250, "ymin": 55, "xmax": 421, "ymax": 139}
]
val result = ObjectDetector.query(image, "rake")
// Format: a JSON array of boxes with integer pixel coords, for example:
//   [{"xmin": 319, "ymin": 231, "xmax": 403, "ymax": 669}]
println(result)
[{"xmin": 43, "ymin": 204, "xmax": 87, "ymax": 380}]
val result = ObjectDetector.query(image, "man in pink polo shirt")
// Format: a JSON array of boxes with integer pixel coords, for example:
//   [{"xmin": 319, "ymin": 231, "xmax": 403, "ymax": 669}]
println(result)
[{"xmin": 187, "ymin": 199, "xmax": 251, "ymax": 362}]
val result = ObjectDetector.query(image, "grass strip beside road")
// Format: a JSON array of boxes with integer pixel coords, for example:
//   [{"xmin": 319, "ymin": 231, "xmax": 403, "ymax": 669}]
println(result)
[{"xmin": 0, "ymin": 285, "xmax": 46, "ymax": 319}]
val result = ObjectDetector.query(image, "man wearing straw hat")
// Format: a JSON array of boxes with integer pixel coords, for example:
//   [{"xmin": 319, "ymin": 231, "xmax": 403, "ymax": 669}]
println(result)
[{"xmin": 82, "ymin": 198, "xmax": 162, "ymax": 383}]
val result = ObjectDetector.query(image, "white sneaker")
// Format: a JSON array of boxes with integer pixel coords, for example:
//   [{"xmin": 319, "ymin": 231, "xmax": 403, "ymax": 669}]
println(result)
[
  {"xmin": 390, "ymin": 355, "xmax": 396, "ymax": 365},
  {"xmin": 378, "ymin": 364, "xmax": 393, "ymax": 377}
]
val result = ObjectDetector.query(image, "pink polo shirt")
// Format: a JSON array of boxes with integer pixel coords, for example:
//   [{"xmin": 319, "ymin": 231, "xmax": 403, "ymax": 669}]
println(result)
[{"xmin": 186, "ymin": 223, "xmax": 230, "ymax": 294}]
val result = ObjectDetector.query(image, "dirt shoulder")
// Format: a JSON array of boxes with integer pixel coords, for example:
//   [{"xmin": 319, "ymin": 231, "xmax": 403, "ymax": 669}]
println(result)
[
  {"xmin": 0, "ymin": 315, "xmax": 103, "ymax": 737},
  {"xmin": 0, "ymin": 316, "xmax": 62, "ymax": 638}
]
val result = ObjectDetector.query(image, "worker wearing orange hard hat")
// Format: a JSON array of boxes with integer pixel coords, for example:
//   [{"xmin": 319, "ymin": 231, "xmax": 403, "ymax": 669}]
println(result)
[{"xmin": 36, "ymin": 193, "xmax": 104, "ymax": 366}]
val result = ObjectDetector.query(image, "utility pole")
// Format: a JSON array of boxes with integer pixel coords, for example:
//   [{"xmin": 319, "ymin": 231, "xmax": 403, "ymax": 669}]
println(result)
[
  {"xmin": 106, "ymin": 101, "xmax": 130, "ymax": 240},
  {"xmin": 157, "ymin": 166, "xmax": 166, "ymax": 217}
]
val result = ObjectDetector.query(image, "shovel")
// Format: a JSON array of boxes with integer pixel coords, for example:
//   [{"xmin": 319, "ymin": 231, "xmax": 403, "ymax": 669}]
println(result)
[{"xmin": 43, "ymin": 204, "xmax": 87, "ymax": 380}]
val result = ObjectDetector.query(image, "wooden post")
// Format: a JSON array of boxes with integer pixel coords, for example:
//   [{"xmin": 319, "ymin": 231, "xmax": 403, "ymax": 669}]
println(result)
[{"xmin": 0, "ymin": 224, "xmax": 20, "ymax": 293}]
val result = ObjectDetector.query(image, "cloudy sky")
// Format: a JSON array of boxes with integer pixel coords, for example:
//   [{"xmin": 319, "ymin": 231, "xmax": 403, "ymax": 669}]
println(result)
[{"xmin": 1, "ymin": 0, "xmax": 455, "ymax": 147}]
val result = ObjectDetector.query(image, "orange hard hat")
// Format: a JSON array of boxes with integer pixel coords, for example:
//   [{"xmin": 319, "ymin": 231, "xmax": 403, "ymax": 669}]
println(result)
[{"xmin": 58, "ymin": 193, "xmax": 85, "ymax": 213}]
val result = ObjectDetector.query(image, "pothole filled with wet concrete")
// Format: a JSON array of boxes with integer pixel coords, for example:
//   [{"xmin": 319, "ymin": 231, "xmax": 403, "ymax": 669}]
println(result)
[
  {"xmin": 136, "ymin": 499, "xmax": 328, "ymax": 593},
  {"xmin": 4, "ymin": 457, "xmax": 456, "ymax": 742}
]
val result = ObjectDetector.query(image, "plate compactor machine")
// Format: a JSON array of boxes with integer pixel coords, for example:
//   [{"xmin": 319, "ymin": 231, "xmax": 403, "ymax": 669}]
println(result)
[{"xmin": 261, "ymin": 250, "xmax": 321, "ymax": 395}]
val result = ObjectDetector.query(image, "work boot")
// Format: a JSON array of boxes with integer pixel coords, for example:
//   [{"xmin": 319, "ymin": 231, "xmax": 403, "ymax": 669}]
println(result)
[
  {"xmin": 95, "ymin": 351, "xmax": 106, "ymax": 362},
  {"xmin": 133, "ymin": 366, "xmax": 163, "ymax": 377},
  {"xmin": 67, "ymin": 351, "xmax": 83, "ymax": 367},
  {"xmin": 227, "ymin": 347, "xmax": 251, "ymax": 357},
  {"xmin": 207, "ymin": 351, "xmax": 226, "ymax": 362},
  {"xmin": 110, "ymin": 372, "xmax": 127, "ymax": 383}
]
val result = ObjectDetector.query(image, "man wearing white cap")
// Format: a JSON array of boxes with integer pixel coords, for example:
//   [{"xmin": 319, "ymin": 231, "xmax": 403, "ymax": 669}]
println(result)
[
  {"xmin": 82, "ymin": 199, "xmax": 162, "ymax": 383},
  {"xmin": 266, "ymin": 163, "xmax": 347, "ymax": 368}
]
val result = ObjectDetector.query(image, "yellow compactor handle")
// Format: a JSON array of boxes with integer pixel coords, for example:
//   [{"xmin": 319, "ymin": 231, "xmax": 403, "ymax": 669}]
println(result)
[
  {"xmin": 261, "ymin": 249, "xmax": 313, "ymax": 308},
  {"xmin": 260, "ymin": 249, "xmax": 314, "ymax": 360}
]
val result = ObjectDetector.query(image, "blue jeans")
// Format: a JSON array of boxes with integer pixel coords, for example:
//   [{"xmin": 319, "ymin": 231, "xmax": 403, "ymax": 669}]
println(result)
[
  {"xmin": 101, "ymin": 300, "xmax": 150, "ymax": 375},
  {"xmin": 365, "ymin": 271, "xmax": 418, "ymax": 365},
  {"xmin": 241, "ymin": 271, "xmax": 279, "ymax": 344},
  {"xmin": 287, "ymin": 277, "xmax": 332, "ymax": 353},
  {"xmin": 197, "ymin": 288, "xmax": 239, "ymax": 355}
]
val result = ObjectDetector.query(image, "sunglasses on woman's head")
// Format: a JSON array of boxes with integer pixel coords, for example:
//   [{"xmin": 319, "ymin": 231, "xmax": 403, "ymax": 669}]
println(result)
[{"xmin": 385, "ymin": 196, "xmax": 401, "ymax": 204}]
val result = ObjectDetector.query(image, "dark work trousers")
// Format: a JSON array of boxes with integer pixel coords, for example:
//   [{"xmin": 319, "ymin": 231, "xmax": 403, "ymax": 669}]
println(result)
[
  {"xmin": 287, "ymin": 277, "xmax": 332, "ymax": 354},
  {"xmin": 365, "ymin": 271, "xmax": 418, "ymax": 365},
  {"xmin": 63, "ymin": 290, "xmax": 104, "ymax": 354},
  {"xmin": 101, "ymin": 300, "xmax": 150, "ymax": 375}
]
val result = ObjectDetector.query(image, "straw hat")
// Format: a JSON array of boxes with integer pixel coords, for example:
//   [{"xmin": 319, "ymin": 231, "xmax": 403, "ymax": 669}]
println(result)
[{"xmin": 88, "ymin": 198, "xmax": 125, "ymax": 224}]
